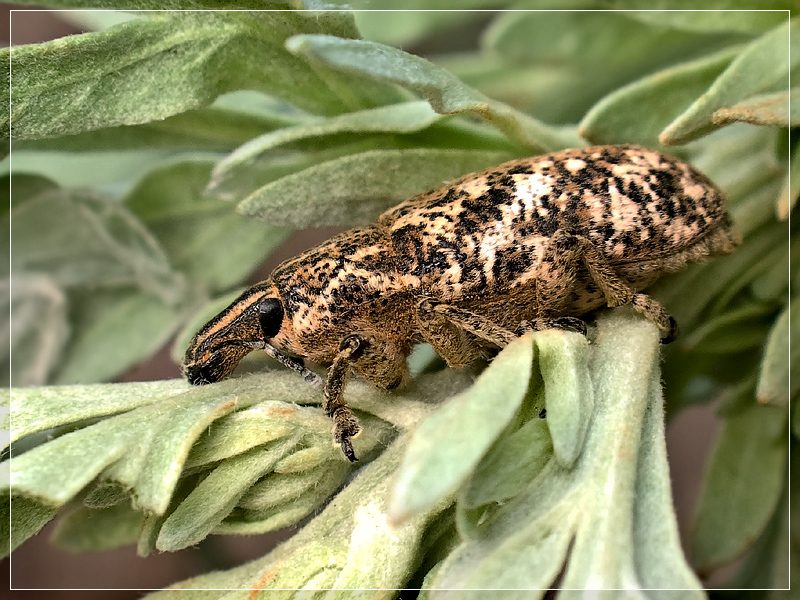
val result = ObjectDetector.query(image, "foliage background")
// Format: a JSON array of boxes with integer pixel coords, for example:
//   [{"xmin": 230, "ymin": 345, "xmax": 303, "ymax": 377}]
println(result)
[{"xmin": 1, "ymin": 1, "xmax": 795, "ymax": 597}]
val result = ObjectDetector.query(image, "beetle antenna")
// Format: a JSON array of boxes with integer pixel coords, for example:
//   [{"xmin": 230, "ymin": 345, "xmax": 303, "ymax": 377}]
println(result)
[{"xmin": 243, "ymin": 341, "xmax": 323, "ymax": 388}]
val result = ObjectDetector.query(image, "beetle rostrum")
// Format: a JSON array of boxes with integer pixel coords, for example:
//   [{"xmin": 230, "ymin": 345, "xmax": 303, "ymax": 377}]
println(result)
[{"xmin": 184, "ymin": 144, "xmax": 739, "ymax": 461}]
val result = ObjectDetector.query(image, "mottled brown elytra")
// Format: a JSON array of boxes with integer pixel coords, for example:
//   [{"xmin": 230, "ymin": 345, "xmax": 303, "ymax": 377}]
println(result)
[{"xmin": 184, "ymin": 144, "xmax": 739, "ymax": 461}]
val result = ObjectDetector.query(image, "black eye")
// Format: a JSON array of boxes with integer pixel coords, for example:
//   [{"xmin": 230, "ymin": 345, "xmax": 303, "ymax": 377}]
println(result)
[{"xmin": 257, "ymin": 298, "xmax": 283, "ymax": 339}]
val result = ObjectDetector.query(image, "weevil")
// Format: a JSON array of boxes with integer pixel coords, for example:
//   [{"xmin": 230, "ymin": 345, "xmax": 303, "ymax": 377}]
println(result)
[{"xmin": 184, "ymin": 144, "xmax": 739, "ymax": 461}]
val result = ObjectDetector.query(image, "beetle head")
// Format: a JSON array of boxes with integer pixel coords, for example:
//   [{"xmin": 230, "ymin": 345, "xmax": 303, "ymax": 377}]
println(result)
[{"xmin": 183, "ymin": 282, "xmax": 298, "ymax": 385}]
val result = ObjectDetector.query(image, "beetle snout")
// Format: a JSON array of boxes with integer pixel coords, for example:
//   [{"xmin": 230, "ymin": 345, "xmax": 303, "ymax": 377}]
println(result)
[{"xmin": 184, "ymin": 350, "xmax": 226, "ymax": 385}]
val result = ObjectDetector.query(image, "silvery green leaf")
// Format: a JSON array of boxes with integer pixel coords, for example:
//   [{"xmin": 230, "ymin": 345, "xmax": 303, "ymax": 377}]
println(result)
[
  {"xmin": 756, "ymin": 301, "xmax": 797, "ymax": 407},
  {"xmin": 661, "ymin": 19, "xmax": 796, "ymax": 144},
  {"xmin": 390, "ymin": 334, "xmax": 536, "ymax": 524},
  {"xmin": 285, "ymin": 34, "xmax": 581, "ymax": 151}
]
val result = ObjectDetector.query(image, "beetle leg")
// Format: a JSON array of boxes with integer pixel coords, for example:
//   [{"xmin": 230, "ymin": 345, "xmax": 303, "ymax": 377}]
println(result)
[
  {"xmin": 572, "ymin": 234, "xmax": 675, "ymax": 341},
  {"xmin": 415, "ymin": 299, "xmax": 487, "ymax": 367},
  {"xmin": 324, "ymin": 335, "xmax": 364, "ymax": 462},
  {"xmin": 516, "ymin": 316, "xmax": 588, "ymax": 337},
  {"xmin": 418, "ymin": 299, "xmax": 517, "ymax": 348}
]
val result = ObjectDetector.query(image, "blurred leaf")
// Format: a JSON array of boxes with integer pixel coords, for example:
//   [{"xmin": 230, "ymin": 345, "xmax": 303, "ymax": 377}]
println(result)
[
  {"xmin": 777, "ymin": 141, "xmax": 800, "ymax": 220},
  {"xmin": 125, "ymin": 160, "xmax": 289, "ymax": 293},
  {"xmin": 285, "ymin": 34, "xmax": 581, "ymax": 151},
  {"xmin": 8, "ymin": 0, "xmax": 293, "ymax": 6},
  {"xmin": 2, "ymin": 148, "xmax": 185, "ymax": 189},
  {"xmin": 54, "ymin": 9, "xmax": 139, "ymax": 31},
  {"xmin": 757, "ymin": 301, "xmax": 797, "ymax": 407},
  {"xmin": 237, "ymin": 148, "xmax": 514, "ymax": 227},
  {"xmin": 389, "ymin": 334, "xmax": 535, "ymax": 525},
  {"xmin": 536, "ymin": 329, "xmax": 593, "ymax": 468},
  {"xmin": 680, "ymin": 302, "xmax": 774, "ymax": 354},
  {"xmin": 2, "ymin": 275, "xmax": 69, "ymax": 386},
  {"xmin": 5, "ymin": 11, "xmax": 361, "ymax": 140},
  {"xmin": 691, "ymin": 401, "xmax": 787, "ymax": 572},
  {"xmin": 10, "ymin": 188, "xmax": 183, "ymax": 301},
  {"xmin": 51, "ymin": 500, "xmax": 144, "ymax": 552},
  {"xmin": 0, "ymin": 493, "xmax": 58, "ymax": 559},
  {"xmin": 50, "ymin": 288, "xmax": 187, "ymax": 385},
  {"xmin": 661, "ymin": 19, "xmax": 796, "ymax": 144},
  {"xmin": 209, "ymin": 101, "xmax": 443, "ymax": 194},
  {"xmin": 14, "ymin": 105, "xmax": 302, "ymax": 153},
  {"xmin": 485, "ymin": 10, "xmax": 739, "ymax": 75},
  {"xmin": 580, "ymin": 47, "xmax": 739, "ymax": 146},
  {"xmin": 609, "ymin": 0, "xmax": 792, "ymax": 34},
  {"xmin": 353, "ymin": 6, "xmax": 491, "ymax": 47}
]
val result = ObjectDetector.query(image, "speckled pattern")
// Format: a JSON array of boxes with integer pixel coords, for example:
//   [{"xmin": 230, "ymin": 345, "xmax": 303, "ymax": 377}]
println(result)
[{"xmin": 185, "ymin": 144, "xmax": 738, "ymax": 389}]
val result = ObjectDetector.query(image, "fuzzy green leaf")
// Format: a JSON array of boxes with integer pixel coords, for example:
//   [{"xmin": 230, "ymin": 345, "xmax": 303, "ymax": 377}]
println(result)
[
  {"xmin": 149, "ymin": 436, "xmax": 444, "ymax": 594},
  {"xmin": 1, "ymin": 492, "xmax": 58, "ymax": 559},
  {"xmin": 661, "ymin": 19, "xmax": 797, "ymax": 144},
  {"xmin": 157, "ymin": 437, "xmax": 301, "ymax": 551},
  {"xmin": 390, "ymin": 333, "xmax": 536, "ymax": 525},
  {"xmin": 778, "ymin": 141, "xmax": 800, "ymax": 219},
  {"xmin": 285, "ymin": 34, "xmax": 580, "ymax": 151},
  {"xmin": 756, "ymin": 301, "xmax": 797, "ymax": 407},
  {"xmin": 237, "ymin": 148, "xmax": 514, "ymax": 227},
  {"xmin": 9, "ymin": 187, "xmax": 183, "ymax": 301},
  {"xmin": 460, "ymin": 415, "xmax": 552, "ymax": 509},
  {"xmin": 208, "ymin": 100, "xmax": 443, "ymax": 196},
  {"xmin": 712, "ymin": 88, "xmax": 798, "ymax": 127},
  {"xmin": 432, "ymin": 310, "xmax": 701, "ymax": 595},
  {"xmin": 5, "ymin": 11, "xmax": 361, "ymax": 140},
  {"xmin": 536, "ymin": 329, "xmax": 593, "ymax": 468},
  {"xmin": 691, "ymin": 401, "xmax": 788, "ymax": 572},
  {"xmin": 51, "ymin": 501, "xmax": 144, "ymax": 552},
  {"xmin": 580, "ymin": 46, "xmax": 739, "ymax": 146},
  {"xmin": 125, "ymin": 160, "xmax": 289, "ymax": 293}
]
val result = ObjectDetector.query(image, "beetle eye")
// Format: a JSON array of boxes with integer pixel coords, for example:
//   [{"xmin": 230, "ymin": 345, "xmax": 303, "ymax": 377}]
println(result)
[{"xmin": 257, "ymin": 298, "xmax": 283, "ymax": 339}]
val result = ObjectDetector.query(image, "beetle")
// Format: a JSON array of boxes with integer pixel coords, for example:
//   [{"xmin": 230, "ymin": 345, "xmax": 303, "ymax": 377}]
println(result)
[{"xmin": 184, "ymin": 144, "xmax": 739, "ymax": 461}]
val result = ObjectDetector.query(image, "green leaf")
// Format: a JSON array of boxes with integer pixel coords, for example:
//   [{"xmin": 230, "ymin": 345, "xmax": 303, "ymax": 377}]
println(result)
[
  {"xmin": 6, "ymin": 11, "xmax": 361, "ymax": 140},
  {"xmin": 2, "ymin": 275, "xmax": 69, "ymax": 386},
  {"xmin": 712, "ymin": 88, "xmax": 798, "ymax": 127},
  {"xmin": 431, "ymin": 309, "xmax": 702, "ymax": 594},
  {"xmin": 6, "ymin": 376, "xmax": 186, "ymax": 450},
  {"xmin": 0, "ymin": 493, "xmax": 58, "ymax": 559},
  {"xmin": 460, "ymin": 415, "xmax": 552, "ymax": 509},
  {"xmin": 536, "ymin": 329, "xmax": 593, "ymax": 468},
  {"xmin": 125, "ymin": 159, "xmax": 290, "ymax": 293},
  {"xmin": 51, "ymin": 288, "xmax": 187, "ymax": 385},
  {"xmin": 10, "ymin": 188, "xmax": 183, "ymax": 301},
  {"xmin": 208, "ymin": 100, "xmax": 443, "ymax": 195},
  {"xmin": 607, "ymin": 0, "xmax": 792, "ymax": 34},
  {"xmin": 9, "ymin": 0, "xmax": 293, "ymax": 7},
  {"xmin": 51, "ymin": 500, "xmax": 144, "ymax": 552},
  {"xmin": 149, "ymin": 436, "xmax": 445, "ymax": 594},
  {"xmin": 389, "ymin": 333, "xmax": 536, "ymax": 525},
  {"xmin": 680, "ymin": 302, "xmax": 774, "ymax": 354},
  {"xmin": 285, "ymin": 34, "xmax": 580, "ymax": 151},
  {"xmin": 14, "ymin": 105, "xmax": 302, "ymax": 153},
  {"xmin": 756, "ymin": 301, "xmax": 797, "ymax": 407},
  {"xmin": 691, "ymin": 400, "xmax": 788, "ymax": 572},
  {"xmin": 237, "ymin": 148, "xmax": 514, "ymax": 227},
  {"xmin": 777, "ymin": 136, "xmax": 800, "ymax": 220},
  {"xmin": 661, "ymin": 19, "xmax": 796, "ymax": 144},
  {"xmin": 156, "ymin": 437, "xmax": 301, "ymax": 551},
  {"xmin": 580, "ymin": 46, "xmax": 739, "ymax": 146}
]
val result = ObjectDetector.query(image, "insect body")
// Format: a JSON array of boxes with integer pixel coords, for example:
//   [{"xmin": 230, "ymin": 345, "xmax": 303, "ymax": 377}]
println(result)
[{"xmin": 184, "ymin": 145, "xmax": 738, "ymax": 461}]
